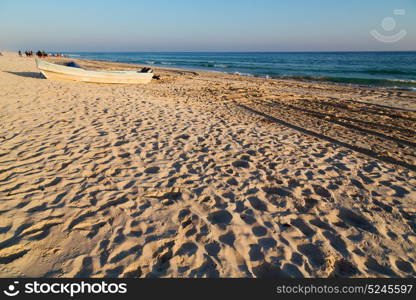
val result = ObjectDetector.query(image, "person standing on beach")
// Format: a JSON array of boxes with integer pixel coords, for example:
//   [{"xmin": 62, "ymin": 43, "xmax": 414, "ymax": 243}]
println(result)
[{"xmin": 18, "ymin": 50, "xmax": 22, "ymax": 56}]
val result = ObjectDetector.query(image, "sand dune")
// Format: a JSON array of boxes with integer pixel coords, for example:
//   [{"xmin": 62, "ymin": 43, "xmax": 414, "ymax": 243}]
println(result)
[{"xmin": 0, "ymin": 53, "xmax": 415, "ymax": 278}]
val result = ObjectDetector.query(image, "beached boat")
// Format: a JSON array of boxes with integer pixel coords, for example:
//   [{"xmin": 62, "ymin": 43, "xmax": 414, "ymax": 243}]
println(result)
[{"xmin": 35, "ymin": 59, "xmax": 154, "ymax": 84}]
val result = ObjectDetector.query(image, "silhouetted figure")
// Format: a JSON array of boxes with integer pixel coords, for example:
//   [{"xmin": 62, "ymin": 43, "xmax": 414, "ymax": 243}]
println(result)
[{"xmin": 18, "ymin": 50, "xmax": 22, "ymax": 57}]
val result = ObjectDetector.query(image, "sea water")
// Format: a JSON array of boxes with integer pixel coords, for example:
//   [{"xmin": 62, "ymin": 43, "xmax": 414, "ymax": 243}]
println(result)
[{"xmin": 65, "ymin": 51, "xmax": 416, "ymax": 91}]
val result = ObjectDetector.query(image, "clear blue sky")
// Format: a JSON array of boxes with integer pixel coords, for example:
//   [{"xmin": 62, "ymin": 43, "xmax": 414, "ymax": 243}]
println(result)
[{"xmin": 0, "ymin": 0, "xmax": 415, "ymax": 51}]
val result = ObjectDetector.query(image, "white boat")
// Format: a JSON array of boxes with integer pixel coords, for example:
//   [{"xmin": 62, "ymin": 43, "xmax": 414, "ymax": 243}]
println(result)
[{"xmin": 35, "ymin": 59, "xmax": 153, "ymax": 84}]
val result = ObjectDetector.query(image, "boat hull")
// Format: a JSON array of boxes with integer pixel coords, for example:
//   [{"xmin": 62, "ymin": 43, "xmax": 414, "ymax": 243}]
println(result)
[{"xmin": 35, "ymin": 59, "xmax": 153, "ymax": 84}]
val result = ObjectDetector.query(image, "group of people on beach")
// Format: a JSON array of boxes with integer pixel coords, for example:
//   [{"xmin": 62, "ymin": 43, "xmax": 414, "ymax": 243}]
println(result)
[
  {"xmin": 19, "ymin": 50, "xmax": 46, "ymax": 58},
  {"xmin": 18, "ymin": 50, "xmax": 65, "ymax": 58},
  {"xmin": 20, "ymin": 50, "xmax": 34, "ymax": 57}
]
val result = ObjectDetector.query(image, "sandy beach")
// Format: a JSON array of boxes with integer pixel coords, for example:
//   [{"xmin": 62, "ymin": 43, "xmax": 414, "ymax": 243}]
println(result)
[{"xmin": 0, "ymin": 52, "xmax": 415, "ymax": 278}]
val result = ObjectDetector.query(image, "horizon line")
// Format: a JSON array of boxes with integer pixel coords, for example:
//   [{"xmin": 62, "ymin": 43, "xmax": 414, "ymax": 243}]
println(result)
[{"xmin": 28, "ymin": 50, "xmax": 416, "ymax": 53}]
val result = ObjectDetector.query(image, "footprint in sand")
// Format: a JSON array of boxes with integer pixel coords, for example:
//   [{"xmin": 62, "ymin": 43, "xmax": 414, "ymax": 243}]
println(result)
[
  {"xmin": 207, "ymin": 210, "xmax": 233, "ymax": 226},
  {"xmin": 231, "ymin": 160, "xmax": 250, "ymax": 168},
  {"xmin": 252, "ymin": 262, "xmax": 288, "ymax": 278},
  {"xmin": 247, "ymin": 197, "xmax": 267, "ymax": 211},
  {"xmin": 312, "ymin": 185, "xmax": 331, "ymax": 199},
  {"xmin": 252, "ymin": 226, "xmax": 268, "ymax": 237},
  {"xmin": 219, "ymin": 231, "xmax": 236, "ymax": 247},
  {"xmin": 365, "ymin": 257, "xmax": 396, "ymax": 277},
  {"xmin": 144, "ymin": 166, "xmax": 160, "ymax": 174},
  {"xmin": 338, "ymin": 208, "xmax": 377, "ymax": 233},
  {"xmin": 298, "ymin": 244, "xmax": 326, "ymax": 268},
  {"xmin": 258, "ymin": 238, "xmax": 277, "ymax": 250},
  {"xmin": 248, "ymin": 244, "xmax": 264, "ymax": 261},
  {"xmin": 175, "ymin": 242, "xmax": 198, "ymax": 257},
  {"xmin": 329, "ymin": 259, "xmax": 359, "ymax": 277},
  {"xmin": 291, "ymin": 219, "xmax": 316, "ymax": 238},
  {"xmin": 395, "ymin": 260, "xmax": 414, "ymax": 274},
  {"xmin": 204, "ymin": 241, "xmax": 221, "ymax": 258}
]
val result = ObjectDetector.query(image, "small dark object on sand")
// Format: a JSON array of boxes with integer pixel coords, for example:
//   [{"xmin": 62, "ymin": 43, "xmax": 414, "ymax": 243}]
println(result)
[
  {"xmin": 140, "ymin": 67, "xmax": 153, "ymax": 73},
  {"xmin": 153, "ymin": 75, "xmax": 161, "ymax": 80},
  {"xmin": 64, "ymin": 62, "xmax": 82, "ymax": 68}
]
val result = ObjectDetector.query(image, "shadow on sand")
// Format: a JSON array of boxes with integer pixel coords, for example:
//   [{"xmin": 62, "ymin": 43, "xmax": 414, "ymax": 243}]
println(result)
[
  {"xmin": 236, "ymin": 103, "xmax": 416, "ymax": 172},
  {"xmin": 4, "ymin": 71, "xmax": 45, "ymax": 79}
]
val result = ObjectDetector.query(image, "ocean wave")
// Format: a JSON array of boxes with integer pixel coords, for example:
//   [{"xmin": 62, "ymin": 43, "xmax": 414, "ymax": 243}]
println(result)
[
  {"xmin": 214, "ymin": 64, "xmax": 230, "ymax": 68},
  {"xmin": 233, "ymin": 72, "xmax": 254, "ymax": 77},
  {"xmin": 282, "ymin": 75, "xmax": 416, "ymax": 89},
  {"xmin": 391, "ymin": 79, "xmax": 416, "ymax": 83},
  {"xmin": 193, "ymin": 62, "xmax": 230, "ymax": 68},
  {"xmin": 364, "ymin": 69, "xmax": 416, "ymax": 76},
  {"xmin": 151, "ymin": 60, "xmax": 234, "ymax": 69}
]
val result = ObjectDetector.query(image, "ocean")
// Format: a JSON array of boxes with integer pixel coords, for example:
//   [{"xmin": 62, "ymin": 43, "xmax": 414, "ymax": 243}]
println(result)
[{"xmin": 65, "ymin": 52, "xmax": 416, "ymax": 91}]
